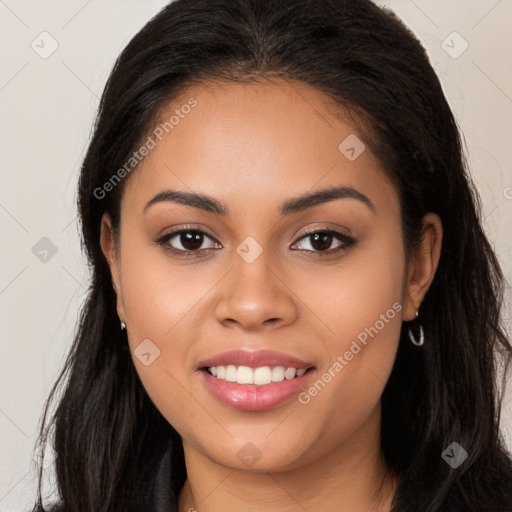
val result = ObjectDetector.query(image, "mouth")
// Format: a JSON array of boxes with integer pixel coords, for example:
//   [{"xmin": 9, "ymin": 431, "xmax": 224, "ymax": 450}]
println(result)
[
  {"xmin": 202, "ymin": 364, "xmax": 313, "ymax": 385},
  {"xmin": 197, "ymin": 350, "xmax": 317, "ymax": 411},
  {"xmin": 200, "ymin": 365, "xmax": 317, "ymax": 412}
]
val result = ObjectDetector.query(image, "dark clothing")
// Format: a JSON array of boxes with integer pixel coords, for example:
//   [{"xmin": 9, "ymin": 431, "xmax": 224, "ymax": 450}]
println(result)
[
  {"xmin": 144, "ymin": 443, "xmax": 474, "ymax": 511},
  {"xmin": 37, "ymin": 443, "xmax": 498, "ymax": 511}
]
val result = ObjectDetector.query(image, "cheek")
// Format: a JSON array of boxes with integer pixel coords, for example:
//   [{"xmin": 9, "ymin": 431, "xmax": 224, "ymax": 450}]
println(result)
[
  {"xmin": 118, "ymin": 232, "xmax": 207, "ymax": 341},
  {"xmin": 292, "ymin": 222, "xmax": 405, "ymax": 347},
  {"xmin": 294, "ymin": 306, "xmax": 401, "ymax": 451},
  {"xmin": 292, "ymin": 227, "xmax": 405, "ymax": 429},
  {"xmin": 114, "ymin": 234, "xmax": 203, "ymax": 403}
]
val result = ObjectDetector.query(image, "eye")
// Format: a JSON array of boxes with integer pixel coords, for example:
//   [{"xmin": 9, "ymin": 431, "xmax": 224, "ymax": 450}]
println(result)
[
  {"xmin": 156, "ymin": 227, "xmax": 356, "ymax": 258},
  {"xmin": 291, "ymin": 229, "xmax": 356, "ymax": 256},
  {"xmin": 156, "ymin": 228, "xmax": 221, "ymax": 256}
]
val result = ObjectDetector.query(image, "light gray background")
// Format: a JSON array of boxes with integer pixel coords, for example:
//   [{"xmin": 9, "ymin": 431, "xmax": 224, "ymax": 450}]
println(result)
[{"xmin": 1, "ymin": 0, "xmax": 511, "ymax": 510}]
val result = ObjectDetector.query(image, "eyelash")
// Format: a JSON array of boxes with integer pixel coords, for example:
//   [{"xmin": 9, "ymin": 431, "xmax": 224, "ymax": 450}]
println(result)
[{"xmin": 156, "ymin": 226, "xmax": 357, "ymax": 258}]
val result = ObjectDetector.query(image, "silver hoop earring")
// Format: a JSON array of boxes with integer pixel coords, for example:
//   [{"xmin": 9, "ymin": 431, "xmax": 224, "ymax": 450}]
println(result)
[
  {"xmin": 408, "ymin": 310, "xmax": 424, "ymax": 346},
  {"xmin": 120, "ymin": 321, "xmax": 126, "ymax": 331}
]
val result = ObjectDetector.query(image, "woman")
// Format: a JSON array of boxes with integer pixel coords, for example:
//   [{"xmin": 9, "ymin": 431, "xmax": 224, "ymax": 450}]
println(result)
[{"xmin": 32, "ymin": 0, "xmax": 512, "ymax": 510}]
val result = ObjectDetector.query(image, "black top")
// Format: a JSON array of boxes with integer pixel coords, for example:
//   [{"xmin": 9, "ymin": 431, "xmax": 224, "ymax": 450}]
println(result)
[
  {"xmin": 41, "ymin": 444, "xmax": 475, "ymax": 512},
  {"xmin": 119, "ymin": 441, "xmax": 472, "ymax": 512}
]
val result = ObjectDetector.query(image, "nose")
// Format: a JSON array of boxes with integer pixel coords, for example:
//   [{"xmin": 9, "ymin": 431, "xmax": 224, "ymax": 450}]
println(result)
[{"xmin": 214, "ymin": 254, "xmax": 298, "ymax": 332}]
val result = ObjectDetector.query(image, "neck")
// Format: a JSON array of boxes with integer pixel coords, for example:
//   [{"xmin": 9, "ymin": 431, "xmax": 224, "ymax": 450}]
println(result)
[{"xmin": 177, "ymin": 405, "xmax": 398, "ymax": 512}]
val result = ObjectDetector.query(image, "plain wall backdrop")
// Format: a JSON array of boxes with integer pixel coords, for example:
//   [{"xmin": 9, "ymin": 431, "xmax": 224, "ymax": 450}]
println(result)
[{"xmin": 1, "ymin": 0, "xmax": 511, "ymax": 510}]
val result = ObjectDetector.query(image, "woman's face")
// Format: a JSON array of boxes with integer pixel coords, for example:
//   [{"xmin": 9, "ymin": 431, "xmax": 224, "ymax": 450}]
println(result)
[{"xmin": 101, "ymin": 79, "xmax": 440, "ymax": 472}]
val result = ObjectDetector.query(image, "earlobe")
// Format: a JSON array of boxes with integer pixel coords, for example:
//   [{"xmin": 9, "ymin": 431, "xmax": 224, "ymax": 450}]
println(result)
[{"xmin": 403, "ymin": 213, "xmax": 443, "ymax": 321}]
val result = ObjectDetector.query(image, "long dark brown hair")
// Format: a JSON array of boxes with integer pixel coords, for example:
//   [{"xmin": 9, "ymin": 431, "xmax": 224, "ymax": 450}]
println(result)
[{"xmin": 33, "ymin": 0, "xmax": 512, "ymax": 510}]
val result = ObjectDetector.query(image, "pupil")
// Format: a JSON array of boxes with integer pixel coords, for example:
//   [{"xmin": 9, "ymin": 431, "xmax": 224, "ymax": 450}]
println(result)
[
  {"xmin": 181, "ymin": 231, "xmax": 203, "ymax": 250},
  {"xmin": 311, "ymin": 233, "xmax": 331, "ymax": 251}
]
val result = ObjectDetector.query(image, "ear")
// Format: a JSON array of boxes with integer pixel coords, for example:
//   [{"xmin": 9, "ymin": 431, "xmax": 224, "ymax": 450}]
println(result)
[
  {"xmin": 100, "ymin": 213, "xmax": 126, "ymax": 324},
  {"xmin": 402, "ymin": 213, "xmax": 443, "ymax": 321}
]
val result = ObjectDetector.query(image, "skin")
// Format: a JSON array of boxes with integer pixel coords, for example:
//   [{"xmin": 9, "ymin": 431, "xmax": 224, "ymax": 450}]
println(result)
[{"xmin": 100, "ymin": 79, "xmax": 442, "ymax": 512}]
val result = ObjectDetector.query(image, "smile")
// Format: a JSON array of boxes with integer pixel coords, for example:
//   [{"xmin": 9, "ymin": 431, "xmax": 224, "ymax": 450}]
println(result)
[
  {"xmin": 207, "ymin": 365, "xmax": 307, "ymax": 385},
  {"xmin": 200, "ymin": 366, "xmax": 316, "ymax": 411}
]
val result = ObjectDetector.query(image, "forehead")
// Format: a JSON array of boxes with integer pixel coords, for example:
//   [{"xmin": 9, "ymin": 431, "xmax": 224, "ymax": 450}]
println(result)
[{"xmin": 123, "ymin": 79, "xmax": 397, "ymax": 217}]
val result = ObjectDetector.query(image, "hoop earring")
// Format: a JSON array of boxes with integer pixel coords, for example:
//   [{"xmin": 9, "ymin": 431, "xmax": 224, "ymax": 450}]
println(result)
[
  {"xmin": 408, "ymin": 310, "xmax": 424, "ymax": 347},
  {"xmin": 120, "ymin": 320, "xmax": 126, "ymax": 331}
]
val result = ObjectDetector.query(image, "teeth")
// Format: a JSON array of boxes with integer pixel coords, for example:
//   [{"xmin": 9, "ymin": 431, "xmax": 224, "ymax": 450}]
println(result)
[
  {"xmin": 225, "ymin": 365, "xmax": 237, "ymax": 382},
  {"xmin": 271, "ymin": 366, "xmax": 285, "ymax": 382},
  {"xmin": 284, "ymin": 367, "xmax": 296, "ymax": 379},
  {"xmin": 207, "ymin": 365, "xmax": 308, "ymax": 385}
]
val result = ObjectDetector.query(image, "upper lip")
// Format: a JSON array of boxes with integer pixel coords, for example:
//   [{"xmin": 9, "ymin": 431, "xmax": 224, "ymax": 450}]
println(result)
[{"xmin": 197, "ymin": 349, "xmax": 314, "ymax": 370}]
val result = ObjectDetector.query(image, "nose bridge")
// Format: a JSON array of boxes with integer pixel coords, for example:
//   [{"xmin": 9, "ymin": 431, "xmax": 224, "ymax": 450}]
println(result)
[{"xmin": 214, "ymin": 238, "xmax": 297, "ymax": 330}]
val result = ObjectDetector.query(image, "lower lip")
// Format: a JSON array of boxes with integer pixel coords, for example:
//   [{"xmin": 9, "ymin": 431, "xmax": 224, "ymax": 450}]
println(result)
[{"xmin": 200, "ymin": 368, "xmax": 316, "ymax": 411}]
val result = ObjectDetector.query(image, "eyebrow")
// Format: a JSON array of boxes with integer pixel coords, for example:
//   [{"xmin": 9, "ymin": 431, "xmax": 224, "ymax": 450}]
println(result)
[{"xmin": 143, "ymin": 185, "xmax": 375, "ymax": 216}]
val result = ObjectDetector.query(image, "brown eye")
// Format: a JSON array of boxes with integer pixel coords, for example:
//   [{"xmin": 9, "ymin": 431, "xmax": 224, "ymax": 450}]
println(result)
[
  {"xmin": 178, "ymin": 231, "xmax": 205, "ymax": 251},
  {"xmin": 292, "ymin": 229, "xmax": 356, "ymax": 255},
  {"xmin": 309, "ymin": 232, "xmax": 334, "ymax": 251},
  {"xmin": 157, "ymin": 228, "xmax": 221, "ymax": 255}
]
